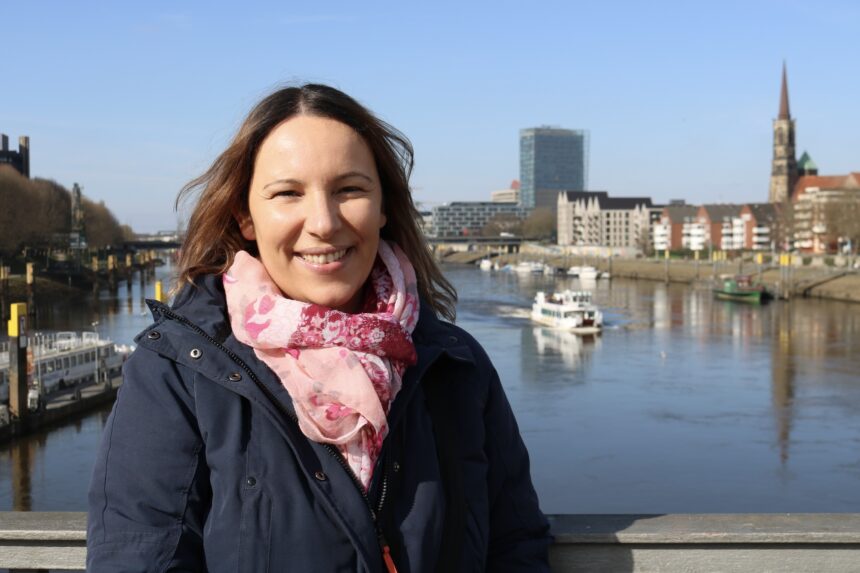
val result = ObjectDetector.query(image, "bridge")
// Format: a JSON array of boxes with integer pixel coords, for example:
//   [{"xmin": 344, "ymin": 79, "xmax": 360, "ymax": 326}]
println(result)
[{"xmin": 1, "ymin": 512, "xmax": 858, "ymax": 571}]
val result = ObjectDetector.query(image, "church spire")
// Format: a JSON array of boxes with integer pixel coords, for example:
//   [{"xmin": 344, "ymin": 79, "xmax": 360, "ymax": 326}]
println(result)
[{"xmin": 778, "ymin": 62, "xmax": 791, "ymax": 120}]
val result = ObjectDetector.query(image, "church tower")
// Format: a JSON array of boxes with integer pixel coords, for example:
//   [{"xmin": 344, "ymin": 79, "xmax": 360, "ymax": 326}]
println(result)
[{"xmin": 768, "ymin": 64, "xmax": 798, "ymax": 203}]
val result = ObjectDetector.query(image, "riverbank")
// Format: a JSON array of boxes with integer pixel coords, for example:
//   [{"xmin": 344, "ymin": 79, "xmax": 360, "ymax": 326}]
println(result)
[
  {"xmin": 3, "ymin": 275, "xmax": 85, "ymax": 303},
  {"xmin": 441, "ymin": 252, "xmax": 860, "ymax": 304}
]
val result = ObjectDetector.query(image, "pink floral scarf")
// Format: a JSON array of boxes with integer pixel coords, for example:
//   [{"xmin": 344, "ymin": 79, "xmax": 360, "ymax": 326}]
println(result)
[{"xmin": 223, "ymin": 241, "xmax": 420, "ymax": 489}]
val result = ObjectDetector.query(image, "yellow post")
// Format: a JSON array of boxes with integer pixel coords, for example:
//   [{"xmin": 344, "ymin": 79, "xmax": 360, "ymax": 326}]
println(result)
[
  {"xmin": 7, "ymin": 302, "xmax": 26, "ymax": 337},
  {"xmin": 125, "ymin": 253, "xmax": 133, "ymax": 268},
  {"xmin": 756, "ymin": 253, "xmax": 763, "ymax": 265},
  {"xmin": 664, "ymin": 250, "xmax": 669, "ymax": 260},
  {"xmin": 25, "ymin": 263, "xmax": 34, "ymax": 285},
  {"xmin": 694, "ymin": 250, "xmax": 699, "ymax": 261},
  {"xmin": 92, "ymin": 256, "xmax": 99, "ymax": 272},
  {"xmin": 107, "ymin": 255, "xmax": 116, "ymax": 271},
  {"xmin": 7, "ymin": 302, "xmax": 29, "ymax": 419},
  {"xmin": 155, "ymin": 280, "xmax": 164, "ymax": 302}
]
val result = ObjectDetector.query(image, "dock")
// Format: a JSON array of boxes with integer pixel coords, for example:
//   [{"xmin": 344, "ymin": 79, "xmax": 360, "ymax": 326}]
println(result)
[{"xmin": 0, "ymin": 377, "xmax": 121, "ymax": 443}]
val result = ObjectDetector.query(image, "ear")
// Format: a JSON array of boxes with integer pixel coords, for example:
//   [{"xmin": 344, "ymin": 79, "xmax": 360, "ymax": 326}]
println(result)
[
  {"xmin": 238, "ymin": 212, "xmax": 256, "ymax": 241},
  {"xmin": 379, "ymin": 211, "xmax": 387, "ymax": 229}
]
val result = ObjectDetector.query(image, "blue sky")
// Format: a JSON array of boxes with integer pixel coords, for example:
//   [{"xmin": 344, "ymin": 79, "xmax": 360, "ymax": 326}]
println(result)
[{"xmin": 2, "ymin": 1, "xmax": 858, "ymax": 232}]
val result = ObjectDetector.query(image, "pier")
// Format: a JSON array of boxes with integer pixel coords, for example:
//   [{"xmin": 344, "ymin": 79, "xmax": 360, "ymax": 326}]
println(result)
[{"xmin": 1, "ymin": 512, "xmax": 858, "ymax": 571}]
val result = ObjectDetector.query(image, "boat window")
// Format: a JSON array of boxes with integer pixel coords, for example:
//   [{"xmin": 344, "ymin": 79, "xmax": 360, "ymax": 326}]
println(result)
[
  {"xmin": 71, "ymin": 355, "xmax": 78, "ymax": 367},
  {"xmin": 63, "ymin": 357, "xmax": 70, "ymax": 369}
]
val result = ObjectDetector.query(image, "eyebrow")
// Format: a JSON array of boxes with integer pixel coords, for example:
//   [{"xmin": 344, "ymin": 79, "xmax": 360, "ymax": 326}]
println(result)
[{"xmin": 262, "ymin": 171, "xmax": 375, "ymax": 190}]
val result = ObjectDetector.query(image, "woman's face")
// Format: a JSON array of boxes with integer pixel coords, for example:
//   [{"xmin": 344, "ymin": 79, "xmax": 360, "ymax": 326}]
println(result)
[{"xmin": 241, "ymin": 115, "xmax": 386, "ymax": 313}]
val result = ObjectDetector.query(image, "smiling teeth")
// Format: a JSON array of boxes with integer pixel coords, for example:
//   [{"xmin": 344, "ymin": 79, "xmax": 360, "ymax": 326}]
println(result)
[{"xmin": 300, "ymin": 249, "xmax": 347, "ymax": 264}]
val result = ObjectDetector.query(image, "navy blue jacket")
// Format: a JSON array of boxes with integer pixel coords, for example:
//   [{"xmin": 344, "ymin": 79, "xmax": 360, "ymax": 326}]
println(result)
[{"xmin": 87, "ymin": 275, "xmax": 551, "ymax": 571}]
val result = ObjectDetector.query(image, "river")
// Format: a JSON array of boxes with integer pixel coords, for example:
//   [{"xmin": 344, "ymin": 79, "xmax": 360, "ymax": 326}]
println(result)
[{"xmin": 2, "ymin": 262, "xmax": 860, "ymax": 514}]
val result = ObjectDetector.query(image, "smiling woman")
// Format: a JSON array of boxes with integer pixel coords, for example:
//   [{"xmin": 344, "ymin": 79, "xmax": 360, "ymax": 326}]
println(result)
[
  {"xmin": 86, "ymin": 84, "xmax": 551, "ymax": 572},
  {"xmin": 240, "ymin": 115, "xmax": 387, "ymax": 312}
]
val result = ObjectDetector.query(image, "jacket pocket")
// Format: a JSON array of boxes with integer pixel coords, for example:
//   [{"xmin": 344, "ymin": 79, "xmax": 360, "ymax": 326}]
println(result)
[{"xmin": 238, "ymin": 485, "xmax": 272, "ymax": 572}]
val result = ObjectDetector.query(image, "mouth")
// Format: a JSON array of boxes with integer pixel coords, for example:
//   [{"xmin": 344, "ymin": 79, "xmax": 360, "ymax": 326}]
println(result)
[{"xmin": 296, "ymin": 248, "xmax": 350, "ymax": 265}]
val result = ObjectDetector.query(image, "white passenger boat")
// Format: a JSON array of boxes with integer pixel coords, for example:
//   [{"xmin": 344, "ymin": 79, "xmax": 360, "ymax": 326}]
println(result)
[
  {"xmin": 478, "ymin": 259, "xmax": 494, "ymax": 271},
  {"xmin": 531, "ymin": 290, "xmax": 603, "ymax": 333},
  {"xmin": 0, "ymin": 332, "xmax": 131, "ymax": 403}
]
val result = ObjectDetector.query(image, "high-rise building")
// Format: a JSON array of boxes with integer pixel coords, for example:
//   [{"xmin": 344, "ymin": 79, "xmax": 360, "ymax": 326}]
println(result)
[
  {"xmin": 519, "ymin": 127, "xmax": 588, "ymax": 210},
  {"xmin": 768, "ymin": 64, "xmax": 798, "ymax": 204}
]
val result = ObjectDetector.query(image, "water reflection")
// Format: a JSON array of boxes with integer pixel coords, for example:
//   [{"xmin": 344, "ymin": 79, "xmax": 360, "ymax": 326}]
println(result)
[{"xmin": 531, "ymin": 327, "xmax": 600, "ymax": 372}]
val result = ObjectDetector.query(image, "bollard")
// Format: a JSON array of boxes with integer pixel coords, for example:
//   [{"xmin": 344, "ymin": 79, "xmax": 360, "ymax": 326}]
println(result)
[
  {"xmin": 7, "ymin": 303, "xmax": 29, "ymax": 421},
  {"xmin": 155, "ymin": 280, "xmax": 164, "ymax": 303},
  {"xmin": 25, "ymin": 263, "xmax": 35, "ymax": 317},
  {"xmin": 0, "ymin": 266, "xmax": 7, "ymax": 322}
]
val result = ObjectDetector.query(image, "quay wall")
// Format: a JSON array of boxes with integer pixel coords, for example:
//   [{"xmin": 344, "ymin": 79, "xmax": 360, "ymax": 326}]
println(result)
[
  {"xmin": 2, "ymin": 512, "xmax": 859, "ymax": 572},
  {"xmin": 441, "ymin": 251, "xmax": 860, "ymax": 305}
]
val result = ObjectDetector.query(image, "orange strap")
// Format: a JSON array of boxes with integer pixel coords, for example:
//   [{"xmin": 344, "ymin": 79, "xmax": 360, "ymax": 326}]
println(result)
[{"xmin": 382, "ymin": 544, "xmax": 399, "ymax": 573}]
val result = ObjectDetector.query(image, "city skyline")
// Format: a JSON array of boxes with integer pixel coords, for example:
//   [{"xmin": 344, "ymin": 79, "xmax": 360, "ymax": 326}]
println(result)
[{"xmin": 2, "ymin": 1, "xmax": 859, "ymax": 232}]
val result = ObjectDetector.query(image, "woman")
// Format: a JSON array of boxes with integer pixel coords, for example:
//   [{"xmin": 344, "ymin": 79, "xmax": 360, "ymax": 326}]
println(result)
[{"xmin": 87, "ymin": 84, "xmax": 550, "ymax": 572}]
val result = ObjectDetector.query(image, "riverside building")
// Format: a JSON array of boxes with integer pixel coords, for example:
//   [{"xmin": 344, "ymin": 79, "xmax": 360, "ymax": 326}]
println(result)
[
  {"xmin": 429, "ymin": 201, "xmax": 530, "ymax": 238},
  {"xmin": 557, "ymin": 191, "xmax": 655, "ymax": 249}
]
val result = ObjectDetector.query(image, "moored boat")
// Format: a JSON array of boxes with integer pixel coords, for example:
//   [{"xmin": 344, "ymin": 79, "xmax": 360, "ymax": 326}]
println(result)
[
  {"xmin": 567, "ymin": 265, "xmax": 599, "ymax": 280},
  {"xmin": 531, "ymin": 290, "xmax": 603, "ymax": 333},
  {"xmin": 514, "ymin": 261, "xmax": 545, "ymax": 274},
  {"xmin": 0, "ymin": 332, "xmax": 132, "ymax": 405},
  {"xmin": 713, "ymin": 275, "xmax": 771, "ymax": 304}
]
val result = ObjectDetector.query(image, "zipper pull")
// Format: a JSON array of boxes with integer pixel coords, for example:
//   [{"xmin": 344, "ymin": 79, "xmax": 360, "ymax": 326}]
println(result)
[{"xmin": 378, "ymin": 530, "xmax": 399, "ymax": 573}]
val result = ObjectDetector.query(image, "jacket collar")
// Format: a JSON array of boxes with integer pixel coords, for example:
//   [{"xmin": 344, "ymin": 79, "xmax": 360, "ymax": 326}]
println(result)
[{"xmin": 158, "ymin": 272, "xmax": 475, "ymax": 365}]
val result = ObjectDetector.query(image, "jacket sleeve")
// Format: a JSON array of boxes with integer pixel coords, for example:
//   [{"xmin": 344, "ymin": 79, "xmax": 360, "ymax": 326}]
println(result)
[
  {"xmin": 87, "ymin": 346, "xmax": 211, "ymax": 572},
  {"xmin": 484, "ymin": 365, "xmax": 553, "ymax": 572}
]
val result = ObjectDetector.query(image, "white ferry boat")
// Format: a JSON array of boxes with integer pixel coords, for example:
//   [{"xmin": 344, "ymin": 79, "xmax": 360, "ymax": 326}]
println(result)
[
  {"xmin": 531, "ymin": 290, "xmax": 603, "ymax": 333},
  {"xmin": 0, "ymin": 332, "xmax": 131, "ymax": 403}
]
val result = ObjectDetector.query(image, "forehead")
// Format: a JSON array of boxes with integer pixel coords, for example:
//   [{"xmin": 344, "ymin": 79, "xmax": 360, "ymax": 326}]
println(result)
[{"xmin": 254, "ymin": 115, "xmax": 376, "ymax": 177}]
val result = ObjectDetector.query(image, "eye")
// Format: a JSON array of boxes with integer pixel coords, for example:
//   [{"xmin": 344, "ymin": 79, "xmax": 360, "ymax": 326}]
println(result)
[
  {"xmin": 338, "ymin": 186, "xmax": 366, "ymax": 195},
  {"xmin": 270, "ymin": 189, "xmax": 301, "ymax": 199}
]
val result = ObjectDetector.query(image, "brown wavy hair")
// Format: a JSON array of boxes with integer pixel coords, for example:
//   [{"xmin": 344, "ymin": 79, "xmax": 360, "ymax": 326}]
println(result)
[{"xmin": 175, "ymin": 83, "xmax": 457, "ymax": 321}]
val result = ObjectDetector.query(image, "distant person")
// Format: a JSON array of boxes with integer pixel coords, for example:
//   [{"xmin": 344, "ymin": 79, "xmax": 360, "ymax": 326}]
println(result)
[{"xmin": 87, "ymin": 83, "xmax": 550, "ymax": 571}]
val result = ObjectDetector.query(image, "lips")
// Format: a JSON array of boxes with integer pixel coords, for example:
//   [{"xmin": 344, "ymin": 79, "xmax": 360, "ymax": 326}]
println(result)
[{"xmin": 296, "ymin": 248, "xmax": 349, "ymax": 265}]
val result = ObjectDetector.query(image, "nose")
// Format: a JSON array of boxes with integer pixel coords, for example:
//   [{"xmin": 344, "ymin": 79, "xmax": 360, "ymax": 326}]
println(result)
[{"xmin": 305, "ymin": 191, "xmax": 342, "ymax": 238}]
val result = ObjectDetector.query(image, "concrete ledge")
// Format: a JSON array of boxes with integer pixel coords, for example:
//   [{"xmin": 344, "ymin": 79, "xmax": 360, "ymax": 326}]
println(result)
[{"xmin": 2, "ymin": 512, "xmax": 860, "ymax": 571}]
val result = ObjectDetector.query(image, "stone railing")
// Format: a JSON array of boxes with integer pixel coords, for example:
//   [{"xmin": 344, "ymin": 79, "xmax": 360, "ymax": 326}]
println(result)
[{"xmin": 2, "ymin": 512, "xmax": 859, "ymax": 572}]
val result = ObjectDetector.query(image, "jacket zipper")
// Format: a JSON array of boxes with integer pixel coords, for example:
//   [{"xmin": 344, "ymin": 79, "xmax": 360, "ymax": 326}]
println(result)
[{"xmin": 157, "ymin": 306, "xmax": 396, "ymax": 568}]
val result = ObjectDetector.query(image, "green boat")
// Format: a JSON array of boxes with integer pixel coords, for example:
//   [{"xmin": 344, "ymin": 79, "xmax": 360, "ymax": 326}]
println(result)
[{"xmin": 713, "ymin": 275, "xmax": 771, "ymax": 304}]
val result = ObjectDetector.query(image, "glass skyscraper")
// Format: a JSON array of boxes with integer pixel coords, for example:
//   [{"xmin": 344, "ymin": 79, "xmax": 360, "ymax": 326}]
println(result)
[{"xmin": 519, "ymin": 127, "xmax": 589, "ymax": 209}]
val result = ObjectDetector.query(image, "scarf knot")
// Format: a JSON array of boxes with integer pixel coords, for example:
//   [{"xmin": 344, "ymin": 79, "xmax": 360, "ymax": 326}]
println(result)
[{"xmin": 224, "ymin": 240, "xmax": 420, "ymax": 489}]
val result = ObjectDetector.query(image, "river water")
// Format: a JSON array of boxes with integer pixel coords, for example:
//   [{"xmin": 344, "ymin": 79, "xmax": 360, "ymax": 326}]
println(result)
[{"xmin": 2, "ymin": 262, "xmax": 860, "ymax": 514}]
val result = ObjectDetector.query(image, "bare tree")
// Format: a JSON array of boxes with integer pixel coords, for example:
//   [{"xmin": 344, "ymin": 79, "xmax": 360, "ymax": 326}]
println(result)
[
  {"xmin": 822, "ymin": 192, "xmax": 860, "ymax": 256},
  {"xmin": 521, "ymin": 208, "xmax": 556, "ymax": 240},
  {"xmin": 481, "ymin": 213, "xmax": 523, "ymax": 237}
]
